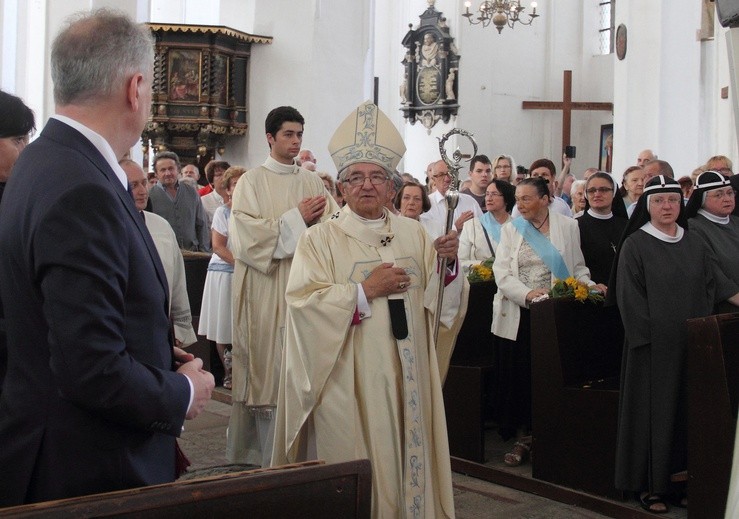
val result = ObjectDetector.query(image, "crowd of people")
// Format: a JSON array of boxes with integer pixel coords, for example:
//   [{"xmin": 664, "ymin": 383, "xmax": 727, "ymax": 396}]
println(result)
[{"xmin": 1, "ymin": 7, "xmax": 739, "ymax": 518}]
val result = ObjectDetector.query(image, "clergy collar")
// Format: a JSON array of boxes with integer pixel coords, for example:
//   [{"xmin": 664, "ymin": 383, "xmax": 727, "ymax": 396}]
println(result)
[
  {"xmin": 586, "ymin": 208, "xmax": 613, "ymax": 220},
  {"xmin": 350, "ymin": 208, "xmax": 388, "ymax": 231},
  {"xmin": 263, "ymin": 155, "xmax": 298, "ymax": 175},
  {"xmin": 335, "ymin": 206, "xmax": 395, "ymax": 248},
  {"xmin": 640, "ymin": 221, "xmax": 684, "ymax": 243},
  {"xmin": 697, "ymin": 208, "xmax": 730, "ymax": 225}
]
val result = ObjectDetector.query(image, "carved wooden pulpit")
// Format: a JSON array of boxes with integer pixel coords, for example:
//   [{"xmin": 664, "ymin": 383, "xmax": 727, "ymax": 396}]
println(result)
[{"xmin": 143, "ymin": 24, "xmax": 272, "ymax": 166}]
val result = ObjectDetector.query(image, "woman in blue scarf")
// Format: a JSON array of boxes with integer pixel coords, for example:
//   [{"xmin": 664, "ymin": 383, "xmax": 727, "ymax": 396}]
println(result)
[
  {"xmin": 492, "ymin": 177, "xmax": 604, "ymax": 465},
  {"xmin": 459, "ymin": 179, "xmax": 515, "ymax": 270}
]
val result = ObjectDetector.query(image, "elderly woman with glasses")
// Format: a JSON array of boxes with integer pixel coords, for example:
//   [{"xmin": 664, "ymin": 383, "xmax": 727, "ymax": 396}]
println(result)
[
  {"xmin": 609, "ymin": 175, "xmax": 739, "ymax": 513},
  {"xmin": 576, "ymin": 172, "xmax": 628, "ymax": 285},
  {"xmin": 685, "ymin": 171, "xmax": 739, "ymax": 313},
  {"xmin": 492, "ymin": 177, "xmax": 603, "ymax": 466}
]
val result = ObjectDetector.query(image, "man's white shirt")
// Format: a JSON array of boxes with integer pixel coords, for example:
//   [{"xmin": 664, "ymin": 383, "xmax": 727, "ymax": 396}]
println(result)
[{"xmin": 420, "ymin": 190, "xmax": 483, "ymax": 239}]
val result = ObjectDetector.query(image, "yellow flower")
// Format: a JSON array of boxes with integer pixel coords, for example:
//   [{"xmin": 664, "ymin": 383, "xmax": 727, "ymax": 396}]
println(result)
[
  {"xmin": 565, "ymin": 276, "xmax": 578, "ymax": 288},
  {"xmin": 574, "ymin": 284, "xmax": 588, "ymax": 301},
  {"xmin": 467, "ymin": 260, "xmax": 494, "ymax": 283}
]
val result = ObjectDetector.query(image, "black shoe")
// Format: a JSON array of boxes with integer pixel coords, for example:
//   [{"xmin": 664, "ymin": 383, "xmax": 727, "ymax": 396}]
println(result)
[{"xmin": 638, "ymin": 492, "xmax": 669, "ymax": 514}]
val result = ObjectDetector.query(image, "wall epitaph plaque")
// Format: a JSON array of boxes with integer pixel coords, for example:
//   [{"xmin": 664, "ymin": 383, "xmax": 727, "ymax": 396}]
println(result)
[
  {"xmin": 143, "ymin": 24, "xmax": 272, "ymax": 165},
  {"xmin": 400, "ymin": 1, "xmax": 460, "ymax": 130}
]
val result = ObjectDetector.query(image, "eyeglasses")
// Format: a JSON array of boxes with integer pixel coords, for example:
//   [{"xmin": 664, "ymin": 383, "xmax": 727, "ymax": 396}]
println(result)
[
  {"xmin": 649, "ymin": 195, "xmax": 682, "ymax": 205},
  {"xmin": 705, "ymin": 188, "xmax": 736, "ymax": 200},
  {"xmin": 485, "ymin": 192, "xmax": 504, "ymax": 198},
  {"xmin": 432, "ymin": 172, "xmax": 451, "ymax": 179},
  {"xmin": 585, "ymin": 187, "xmax": 614, "ymax": 195},
  {"xmin": 343, "ymin": 173, "xmax": 389, "ymax": 186}
]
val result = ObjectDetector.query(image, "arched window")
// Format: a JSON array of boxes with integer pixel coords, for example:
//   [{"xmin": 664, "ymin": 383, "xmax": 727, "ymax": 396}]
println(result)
[{"xmin": 598, "ymin": 0, "xmax": 616, "ymax": 55}]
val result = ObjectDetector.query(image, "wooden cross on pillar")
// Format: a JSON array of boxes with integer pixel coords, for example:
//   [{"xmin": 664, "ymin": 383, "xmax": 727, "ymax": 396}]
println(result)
[{"xmin": 522, "ymin": 70, "xmax": 613, "ymax": 157}]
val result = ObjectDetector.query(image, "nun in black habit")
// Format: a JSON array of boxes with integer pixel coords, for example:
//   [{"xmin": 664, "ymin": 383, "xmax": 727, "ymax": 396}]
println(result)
[
  {"xmin": 608, "ymin": 175, "xmax": 739, "ymax": 513},
  {"xmin": 576, "ymin": 171, "xmax": 628, "ymax": 285},
  {"xmin": 685, "ymin": 170, "xmax": 739, "ymax": 314}
]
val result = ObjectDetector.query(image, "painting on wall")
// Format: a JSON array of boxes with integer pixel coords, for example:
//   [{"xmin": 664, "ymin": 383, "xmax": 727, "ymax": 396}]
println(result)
[
  {"xmin": 168, "ymin": 49, "xmax": 201, "ymax": 102},
  {"xmin": 599, "ymin": 124, "xmax": 613, "ymax": 173}
]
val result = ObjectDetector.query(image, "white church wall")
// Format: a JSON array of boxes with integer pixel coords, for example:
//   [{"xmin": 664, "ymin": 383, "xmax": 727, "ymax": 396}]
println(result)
[
  {"xmin": 1, "ymin": 0, "xmax": 48, "ymax": 129},
  {"xmin": 236, "ymin": 0, "xmax": 372, "ymax": 174},
  {"xmin": 455, "ymin": 16, "xmax": 548, "ymax": 173},
  {"xmin": 710, "ymin": 27, "xmax": 739, "ymax": 166},
  {"xmin": 1, "ymin": 0, "xmax": 19, "ymax": 92},
  {"xmin": 658, "ymin": 0, "xmax": 703, "ymax": 177},
  {"xmin": 613, "ymin": 0, "xmax": 661, "ymax": 182},
  {"xmin": 613, "ymin": 0, "xmax": 735, "ymax": 182}
]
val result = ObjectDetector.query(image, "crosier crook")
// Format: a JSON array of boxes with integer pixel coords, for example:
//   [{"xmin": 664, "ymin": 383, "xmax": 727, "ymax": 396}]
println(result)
[{"xmin": 434, "ymin": 128, "xmax": 478, "ymax": 344}]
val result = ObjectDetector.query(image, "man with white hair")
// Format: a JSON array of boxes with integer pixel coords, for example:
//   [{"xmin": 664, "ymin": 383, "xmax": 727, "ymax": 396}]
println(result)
[
  {"xmin": 636, "ymin": 149, "xmax": 656, "ymax": 167},
  {"xmin": 272, "ymin": 101, "xmax": 464, "ymax": 518},
  {"xmin": 297, "ymin": 148, "xmax": 316, "ymax": 167},
  {"xmin": 181, "ymin": 163, "xmax": 200, "ymax": 182},
  {"xmin": 421, "ymin": 159, "xmax": 483, "ymax": 238}
]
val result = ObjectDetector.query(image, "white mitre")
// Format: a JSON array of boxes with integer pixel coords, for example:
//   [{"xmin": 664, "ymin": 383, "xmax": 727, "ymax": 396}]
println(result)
[{"xmin": 328, "ymin": 100, "xmax": 406, "ymax": 175}]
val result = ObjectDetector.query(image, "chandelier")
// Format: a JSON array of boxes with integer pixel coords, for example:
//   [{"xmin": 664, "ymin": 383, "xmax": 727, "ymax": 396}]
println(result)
[{"xmin": 462, "ymin": 1, "xmax": 539, "ymax": 34}]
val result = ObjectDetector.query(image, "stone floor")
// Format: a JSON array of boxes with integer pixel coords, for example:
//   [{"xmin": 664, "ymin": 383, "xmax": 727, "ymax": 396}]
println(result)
[{"xmin": 180, "ymin": 398, "xmax": 621, "ymax": 518}]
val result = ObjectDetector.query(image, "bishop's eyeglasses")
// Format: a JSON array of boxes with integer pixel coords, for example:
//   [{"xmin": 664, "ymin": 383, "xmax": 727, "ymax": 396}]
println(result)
[{"xmin": 343, "ymin": 173, "xmax": 389, "ymax": 187}]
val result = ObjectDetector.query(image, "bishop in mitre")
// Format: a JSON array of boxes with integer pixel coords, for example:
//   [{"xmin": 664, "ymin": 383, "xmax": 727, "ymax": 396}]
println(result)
[{"xmin": 272, "ymin": 100, "xmax": 465, "ymax": 518}]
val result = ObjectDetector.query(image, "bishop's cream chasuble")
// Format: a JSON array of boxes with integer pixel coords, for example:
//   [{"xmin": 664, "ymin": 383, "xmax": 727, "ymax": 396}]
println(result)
[{"xmin": 272, "ymin": 207, "xmax": 465, "ymax": 518}]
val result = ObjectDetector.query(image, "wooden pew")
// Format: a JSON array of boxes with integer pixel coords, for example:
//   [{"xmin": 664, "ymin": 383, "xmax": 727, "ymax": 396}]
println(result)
[
  {"xmin": 530, "ymin": 297, "xmax": 624, "ymax": 500},
  {"xmin": 0, "ymin": 460, "xmax": 372, "ymax": 518},
  {"xmin": 442, "ymin": 280, "xmax": 496, "ymax": 463},
  {"xmin": 687, "ymin": 312, "xmax": 739, "ymax": 519}
]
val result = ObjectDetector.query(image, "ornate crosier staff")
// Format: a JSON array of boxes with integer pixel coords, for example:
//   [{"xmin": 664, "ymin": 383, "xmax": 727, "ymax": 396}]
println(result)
[{"xmin": 434, "ymin": 128, "xmax": 477, "ymax": 344}]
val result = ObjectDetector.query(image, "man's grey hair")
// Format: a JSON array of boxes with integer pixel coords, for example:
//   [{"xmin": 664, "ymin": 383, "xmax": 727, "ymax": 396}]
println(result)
[
  {"xmin": 645, "ymin": 159, "xmax": 675, "ymax": 178},
  {"xmin": 153, "ymin": 151, "xmax": 182, "ymax": 172},
  {"xmin": 51, "ymin": 9, "xmax": 154, "ymax": 106}
]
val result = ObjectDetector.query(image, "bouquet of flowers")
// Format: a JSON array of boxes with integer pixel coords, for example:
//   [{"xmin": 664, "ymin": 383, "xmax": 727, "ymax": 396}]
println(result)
[
  {"xmin": 467, "ymin": 257, "xmax": 494, "ymax": 283},
  {"xmin": 549, "ymin": 277, "xmax": 604, "ymax": 304}
]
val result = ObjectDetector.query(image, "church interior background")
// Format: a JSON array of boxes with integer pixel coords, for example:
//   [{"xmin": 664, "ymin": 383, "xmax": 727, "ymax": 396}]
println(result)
[{"xmin": 0, "ymin": 0, "xmax": 736, "ymax": 185}]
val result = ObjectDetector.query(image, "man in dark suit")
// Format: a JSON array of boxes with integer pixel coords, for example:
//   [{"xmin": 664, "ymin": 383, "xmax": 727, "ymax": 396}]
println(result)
[{"xmin": 0, "ymin": 10, "xmax": 214, "ymax": 506}]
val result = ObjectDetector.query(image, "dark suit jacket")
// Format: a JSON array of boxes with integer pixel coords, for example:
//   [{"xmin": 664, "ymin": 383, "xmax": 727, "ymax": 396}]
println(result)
[{"xmin": 0, "ymin": 118, "xmax": 191, "ymax": 505}]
